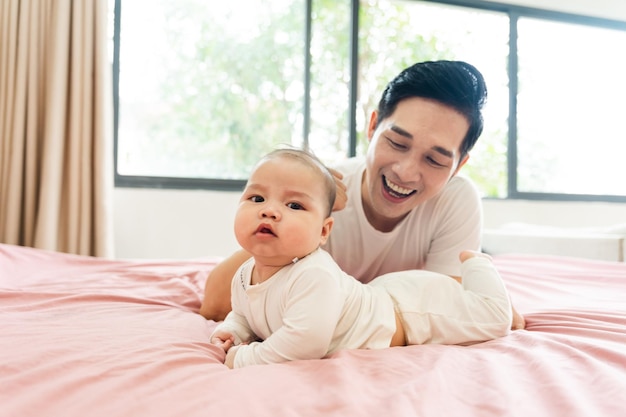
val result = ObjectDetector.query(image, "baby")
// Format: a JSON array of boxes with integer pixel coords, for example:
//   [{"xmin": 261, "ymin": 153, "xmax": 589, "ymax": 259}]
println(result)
[{"xmin": 210, "ymin": 148, "xmax": 512, "ymax": 368}]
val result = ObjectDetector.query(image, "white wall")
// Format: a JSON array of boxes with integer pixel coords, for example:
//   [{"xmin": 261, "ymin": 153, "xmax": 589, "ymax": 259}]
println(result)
[
  {"xmin": 114, "ymin": 188, "xmax": 240, "ymax": 259},
  {"xmin": 113, "ymin": 187, "xmax": 626, "ymax": 260},
  {"xmin": 112, "ymin": 0, "xmax": 626, "ymax": 259},
  {"xmin": 482, "ymin": 199, "xmax": 626, "ymax": 230}
]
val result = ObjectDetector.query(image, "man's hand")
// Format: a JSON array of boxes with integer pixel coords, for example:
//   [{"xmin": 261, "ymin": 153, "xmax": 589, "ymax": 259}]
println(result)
[{"xmin": 328, "ymin": 168, "xmax": 347, "ymax": 212}]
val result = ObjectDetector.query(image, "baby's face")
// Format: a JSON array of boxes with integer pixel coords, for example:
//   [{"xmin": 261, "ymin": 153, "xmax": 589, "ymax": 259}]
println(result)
[{"xmin": 234, "ymin": 156, "xmax": 332, "ymax": 266}]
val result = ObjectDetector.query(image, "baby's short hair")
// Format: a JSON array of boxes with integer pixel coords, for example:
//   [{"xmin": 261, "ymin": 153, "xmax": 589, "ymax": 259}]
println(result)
[{"xmin": 260, "ymin": 148, "xmax": 336, "ymax": 216}]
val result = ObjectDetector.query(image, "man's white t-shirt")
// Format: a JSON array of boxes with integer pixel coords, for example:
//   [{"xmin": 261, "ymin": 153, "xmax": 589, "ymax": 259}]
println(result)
[{"xmin": 323, "ymin": 158, "xmax": 483, "ymax": 282}]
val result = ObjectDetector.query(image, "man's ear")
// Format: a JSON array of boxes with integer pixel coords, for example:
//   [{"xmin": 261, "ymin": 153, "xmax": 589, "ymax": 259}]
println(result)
[
  {"xmin": 453, "ymin": 153, "xmax": 470, "ymax": 176},
  {"xmin": 367, "ymin": 111, "xmax": 378, "ymax": 142},
  {"xmin": 320, "ymin": 217, "xmax": 334, "ymax": 245}
]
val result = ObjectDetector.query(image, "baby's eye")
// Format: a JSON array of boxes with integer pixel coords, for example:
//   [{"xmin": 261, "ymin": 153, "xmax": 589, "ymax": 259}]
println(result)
[
  {"xmin": 287, "ymin": 202, "xmax": 304, "ymax": 210},
  {"xmin": 249, "ymin": 195, "xmax": 264, "ymax": 203}
]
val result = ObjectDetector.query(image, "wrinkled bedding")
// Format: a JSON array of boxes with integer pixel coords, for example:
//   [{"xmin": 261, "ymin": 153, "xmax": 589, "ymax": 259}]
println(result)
[{"xmin": 1, "ymin": 243, "xmax": 625, "ymax": 417}]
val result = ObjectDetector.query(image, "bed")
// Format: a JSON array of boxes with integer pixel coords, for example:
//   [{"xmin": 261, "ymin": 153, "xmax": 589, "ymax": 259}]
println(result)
[{"xmin": 2, "ymin": 242, "xmax": 625, "ymax": 417}]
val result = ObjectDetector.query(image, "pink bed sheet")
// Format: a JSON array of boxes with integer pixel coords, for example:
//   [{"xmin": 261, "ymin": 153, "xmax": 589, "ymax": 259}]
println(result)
[{"xmin": 1, "ymin": 243, "xmax": 625, "ymax": 417}]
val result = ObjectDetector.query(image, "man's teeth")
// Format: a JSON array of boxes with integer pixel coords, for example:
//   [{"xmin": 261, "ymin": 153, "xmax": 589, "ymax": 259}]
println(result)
[{"xmin": 385, "ymin": 177, "xmax": 413, "ymax": 196}]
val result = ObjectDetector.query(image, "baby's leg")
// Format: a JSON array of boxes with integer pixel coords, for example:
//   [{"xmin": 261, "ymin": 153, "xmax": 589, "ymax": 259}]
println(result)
[
  {"xmin": 459, "ymin": 249, "xmax": 491, "ymax": 263},
  {"xmin": 438, "ymin": 251, "xmax": 513, "ymax": 343},
  {"xmin": 462, "ymin": 250, "xmax": 524, "ymax": 330},
  {"xmin": 457, "ymin": 252, "xmax": 511, "ymax": 326},
  {"xmin": 371, "ymin": 257, "xmax": 512, "ymax": 345}
]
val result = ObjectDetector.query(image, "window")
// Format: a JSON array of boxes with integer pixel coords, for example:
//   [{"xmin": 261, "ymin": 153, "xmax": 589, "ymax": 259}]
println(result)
[
  {"xmin": 111, "ymin": 0, "xmax": 626, "ymax": 201},
  {"xmin": 114, "ymin": 0, "xmax": 309, "ymax": 189},
  {"xmin": 516, "ymin": 17, "xmax": 626, "ymax": 197}
]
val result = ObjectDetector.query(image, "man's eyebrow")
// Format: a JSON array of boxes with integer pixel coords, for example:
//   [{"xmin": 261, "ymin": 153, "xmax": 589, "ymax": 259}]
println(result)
[
  {"xmin": 389, "ymin": 125, "xmax": 454, "ymax": 158},
  {"xmin": 390, "ymin": 124, "xmax": 413, "ymax": 139},
  {"xmin": 432, "ymin": 146, "xmax": 454, "ymax": 159}
]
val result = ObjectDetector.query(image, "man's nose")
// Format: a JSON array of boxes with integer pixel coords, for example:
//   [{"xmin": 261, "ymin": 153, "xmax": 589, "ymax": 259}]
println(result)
[{"xmin": 393, "ymin": 158, "xmax": 421, "ymax": 182}]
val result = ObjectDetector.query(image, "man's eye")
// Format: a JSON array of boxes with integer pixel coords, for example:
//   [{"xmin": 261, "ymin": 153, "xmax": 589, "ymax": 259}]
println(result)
[
  {"xmin": 287, "ymin": 202, "xmax": 304, "ymax": 210},
  {"xmin": 426, "ymin": 156, "xmax": 445, "ymax": 167},
  {"xmin": 250, "ymin": 195, "xmax": 264, "ymax": 203},
  {"xmin": 387, "ymin": 138, "xmax": 407, "ymax": 150}
]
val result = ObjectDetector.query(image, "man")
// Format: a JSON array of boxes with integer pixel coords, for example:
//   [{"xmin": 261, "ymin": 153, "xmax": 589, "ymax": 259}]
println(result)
[{"xmin": 200, "ymin": 60, "xmax": 525, "ymax": 330}]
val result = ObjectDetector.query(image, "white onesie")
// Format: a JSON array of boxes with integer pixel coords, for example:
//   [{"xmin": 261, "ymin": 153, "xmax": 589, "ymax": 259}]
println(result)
[{"xmin": 212, "ymin": 248, "xmax": 512, "ymax": 368}]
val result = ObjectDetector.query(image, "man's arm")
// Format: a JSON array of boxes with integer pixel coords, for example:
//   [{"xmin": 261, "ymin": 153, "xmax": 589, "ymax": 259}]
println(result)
[{"xmin": 199, "ymin": 249, "xmax": 251, "ymax": 321}]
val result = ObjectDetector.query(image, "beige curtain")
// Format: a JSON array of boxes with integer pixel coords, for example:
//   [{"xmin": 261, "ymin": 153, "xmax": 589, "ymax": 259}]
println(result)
[{"xmin": 0, "ymin": 0, "xmax": 113, "ymax": 257}]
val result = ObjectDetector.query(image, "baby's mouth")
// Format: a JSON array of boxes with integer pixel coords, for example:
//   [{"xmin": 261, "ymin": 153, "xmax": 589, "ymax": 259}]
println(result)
[
  {"xmin": 255, "ymin": 224, "xmax": 276, "ymax": 236},
  {"xmin": 383, "ymin": 175, "xmax": 416, "ymax": 199}
]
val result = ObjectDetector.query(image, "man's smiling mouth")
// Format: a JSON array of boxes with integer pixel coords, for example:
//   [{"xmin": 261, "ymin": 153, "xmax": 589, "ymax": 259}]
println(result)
[{"xmin": 383, "ymin": 175, "xmax": 416, "ymax": 199}]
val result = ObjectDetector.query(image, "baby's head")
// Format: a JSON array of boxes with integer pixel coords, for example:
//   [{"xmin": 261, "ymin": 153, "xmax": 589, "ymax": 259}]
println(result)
[
  {"xmin": 256, "ymin": 148, "xmax": 336, "ymax": 217},
  {"xmin": 235, "ymin": 148, "xmax": 336, "ymax": 264}
]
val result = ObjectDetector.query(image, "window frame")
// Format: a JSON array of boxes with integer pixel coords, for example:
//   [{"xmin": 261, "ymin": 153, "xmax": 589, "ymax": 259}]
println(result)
[{"xmin": 111, "ymin": 0, "xmax": 626, "ymax": 201}]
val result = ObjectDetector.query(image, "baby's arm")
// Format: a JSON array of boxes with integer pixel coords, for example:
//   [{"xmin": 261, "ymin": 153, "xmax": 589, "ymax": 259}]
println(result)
[
  {"xmin": 229, "ymin": 267, "xmax": 343, "ymax": 368},
  {"xmin": 209, "ymin": 270, "xmax": 258, "ymax": 366}
]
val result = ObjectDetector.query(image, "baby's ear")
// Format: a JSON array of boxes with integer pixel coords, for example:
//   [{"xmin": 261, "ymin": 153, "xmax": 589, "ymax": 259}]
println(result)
[{"xmin": 319, "ymin": 216, "xmax": 334, "ymax": 245}]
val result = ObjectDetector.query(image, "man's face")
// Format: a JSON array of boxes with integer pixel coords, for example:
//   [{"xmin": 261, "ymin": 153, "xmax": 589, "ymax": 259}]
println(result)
[{"xmin": 362, "ymin": 97, "xmax": 470, "ymax": 232}]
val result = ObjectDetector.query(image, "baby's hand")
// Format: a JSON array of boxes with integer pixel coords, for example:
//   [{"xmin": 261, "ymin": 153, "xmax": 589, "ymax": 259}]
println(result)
[
  {"xmin": 211, "ymin": 330, "xmax": 235, "ymax": 353},
  {"xmin": 224, "ymin": 345, "xmax": 241, "ymax": 369}
]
